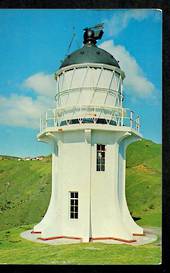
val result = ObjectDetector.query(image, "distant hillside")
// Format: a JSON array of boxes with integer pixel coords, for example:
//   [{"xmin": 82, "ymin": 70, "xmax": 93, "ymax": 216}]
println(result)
[
  {"xmin": 0, "ymin": 139, "xmax": 161, "ymax": 231},
  {"xmin": 126, "ymin": 139, "xmax": 162, "ymax": 227},
  {"xmin": 0, "ymin": 155, "xmax": 20, "ymax": 160}
]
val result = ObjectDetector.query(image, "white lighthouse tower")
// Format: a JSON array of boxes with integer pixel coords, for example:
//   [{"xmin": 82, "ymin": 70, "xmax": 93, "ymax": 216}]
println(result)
[{"xmin": 33, "ymin": 25, "xmax": 143, "ymax": 243}]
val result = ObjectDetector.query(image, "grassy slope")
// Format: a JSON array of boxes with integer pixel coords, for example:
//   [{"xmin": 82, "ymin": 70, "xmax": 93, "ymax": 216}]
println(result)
[
  {"xmin": 0, "ymin": 157, "xmax": 51, "ymax": 230},
  {"xmin": 0, "ymin": 138, "xmax": 162, "ymax": 264},
  {"xmin": 126, "ymin": 139, "xmax": 162, "ymax": 227}
]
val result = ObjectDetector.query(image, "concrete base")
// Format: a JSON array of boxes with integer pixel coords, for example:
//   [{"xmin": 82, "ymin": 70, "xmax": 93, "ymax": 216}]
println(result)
[{"xmin": 20, "ymin": 228, "xmax": 158, "ymax": 246}]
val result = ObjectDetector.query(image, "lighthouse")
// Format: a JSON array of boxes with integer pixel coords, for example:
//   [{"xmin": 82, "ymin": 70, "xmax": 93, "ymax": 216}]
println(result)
[{"xmin": 33, "ymin": 25, "xmax": 143, "ymax": 243}]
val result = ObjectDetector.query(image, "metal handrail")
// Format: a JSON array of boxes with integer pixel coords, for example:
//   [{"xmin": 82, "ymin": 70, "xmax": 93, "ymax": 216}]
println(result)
[{"xmin": 40, "ymin": 105, "xmax": 140, "ymax": 133}]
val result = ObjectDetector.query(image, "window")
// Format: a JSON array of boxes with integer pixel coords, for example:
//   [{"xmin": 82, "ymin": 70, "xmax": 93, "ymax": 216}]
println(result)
[
  {"xmin": 96, "ymin": 144, "xmax": 105, "ymax": 171},
  {"xmin": 70, "ymin": 192, "xmax": 78, "ymax": 219}
]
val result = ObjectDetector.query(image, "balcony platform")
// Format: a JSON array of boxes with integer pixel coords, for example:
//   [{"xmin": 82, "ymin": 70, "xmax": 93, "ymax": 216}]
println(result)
[{"xmin": 39, "ymin": 105, "xmax": 141, "ymax": 137}]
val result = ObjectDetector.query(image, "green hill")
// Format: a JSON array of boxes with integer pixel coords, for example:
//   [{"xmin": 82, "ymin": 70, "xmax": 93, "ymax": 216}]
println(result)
[
  {"xmin": 126, "ymin": 139, "xmax": 162, "ymax": 227},
  {"xmin": 0, "ymin": 139, "xmax": 161, "ymax": 231}
]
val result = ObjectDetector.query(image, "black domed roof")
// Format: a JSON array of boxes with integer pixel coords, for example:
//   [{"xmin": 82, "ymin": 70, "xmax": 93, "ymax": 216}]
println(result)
[
  {"xmin": 60, "ymin": 44, "xmax": 120, "ymax": 69},
  {"xmin": 59, "ymin": 25, "xmax": 120, "ymax": 69}
]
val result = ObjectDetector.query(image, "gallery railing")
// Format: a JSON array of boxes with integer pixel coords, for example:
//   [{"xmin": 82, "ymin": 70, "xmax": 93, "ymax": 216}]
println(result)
[{"xmin": 40, "ymin": 105, "xmax": 140, "ymax": 133}]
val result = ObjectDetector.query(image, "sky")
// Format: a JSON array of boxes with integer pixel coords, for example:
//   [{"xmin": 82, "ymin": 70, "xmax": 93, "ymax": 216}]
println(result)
[{"xmin": 0, "ymin": 9, "xmax": 162, "ymax": 157}]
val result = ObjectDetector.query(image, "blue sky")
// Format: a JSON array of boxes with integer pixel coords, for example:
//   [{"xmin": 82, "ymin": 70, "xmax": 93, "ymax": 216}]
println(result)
[{"xmin": 0, "ymin": 9, "xmax": 162, "ymax": 157}]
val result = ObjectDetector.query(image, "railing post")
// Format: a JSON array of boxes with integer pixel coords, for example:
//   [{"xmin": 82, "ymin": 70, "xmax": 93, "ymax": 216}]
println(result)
[
  {"xmin": 130, "ymin": 111, "xmax": 133, "ymax": 128},
  {"xmin": 137, "ymin": 115, "xmax": 140, "ymax": 132},
  {"xmin": 40, "ymin": 115, "xmax": 42, "ymax": 132},
  {"xmin": 121, "ymin": 108, "xmax": 124, "ymax": 126},
  {"xmin": 53, "ymin": 109, "xmax": 55, "ymax": 127},
  {"xmin": 45, "ymin": 111, "xmax": 48, "ymax": 129}
]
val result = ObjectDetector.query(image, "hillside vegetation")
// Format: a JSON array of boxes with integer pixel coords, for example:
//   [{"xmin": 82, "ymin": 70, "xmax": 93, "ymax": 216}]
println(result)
[
  {"xmin": 0, "ymin": 139, "xmax": 162, "ymax": 231},
  {"xmin": 126, "ymin": 139, "xmax": 162, "ymax": 227}
]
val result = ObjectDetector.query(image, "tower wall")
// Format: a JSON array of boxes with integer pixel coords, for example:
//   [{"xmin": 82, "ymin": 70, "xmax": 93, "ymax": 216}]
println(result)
[
  {"xmin": 34, "ymin": 127, "xmax": 143, "ymax": 241},
  {"xmin": 90, "ymin": 130, "xmax": 133, "ymax": 240},
  {"xmin": 118, "ymin": 135, "xmax": 143, "ymax": 235}
]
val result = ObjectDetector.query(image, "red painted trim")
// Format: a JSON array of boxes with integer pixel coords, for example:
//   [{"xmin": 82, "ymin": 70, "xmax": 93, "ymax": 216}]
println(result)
[
  {"xmin": 38, "ymin": 235, "xmax": 82, "ymax": 241},
  {"xmin": 31, "ymin": 231, "xmax": 42, "ymax": 234},
  {"xmin": 37, "ymin": 235, "xmax": 136, "ymax": 243},
  {"xmin": 90, "ymin": 237, "xmax": 136, "ymax": 243},
  {"xmin": 133, "ymin": 233, "xmax": 145, "ymax": 236}
]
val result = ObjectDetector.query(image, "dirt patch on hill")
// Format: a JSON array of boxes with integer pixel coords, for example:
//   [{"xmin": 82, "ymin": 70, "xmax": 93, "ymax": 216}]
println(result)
[{"xmin": 133, "ymin": 164, "xmax": 155, "ymax": 174}]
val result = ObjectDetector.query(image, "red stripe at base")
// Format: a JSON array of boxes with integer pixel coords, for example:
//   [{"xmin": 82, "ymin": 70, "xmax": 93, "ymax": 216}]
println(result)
[
  {"xmin": 133, "ymin": 233, "xmax": 145, "ymax": 236},
  {"xmin": 37, "ymin": 235, "xmax": 136, "ymax": 243},
  {"xmin": 38, "ymin": 235, "xmax": 82, "ymax": 241},
  {"xmin": 31, "ymin": 231, "xmax": 42, "ymax": 234},
  {"xmin": 90, "ymin": 237, "xmax": 136, "ymax": 243}
]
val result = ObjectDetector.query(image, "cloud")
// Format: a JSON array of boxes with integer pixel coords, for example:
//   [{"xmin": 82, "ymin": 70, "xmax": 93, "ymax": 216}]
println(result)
[
  {"xmin": 23, "ymin": 72, "xmax": 56, "ymax": 97},
  {"xmin": 0, "ymin": 72, "xmax": 57, "ymax": 129},
  {"xmin": 104, "ymin": 9, "xmax": 158, "ymax": 37},
  {"xmin": 100, "ymin": 40, "xmax": 154, "ymax": 97},
  {"xmin": 0, "ymin": 94, "xmax": 53, "ymax": 129}
]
